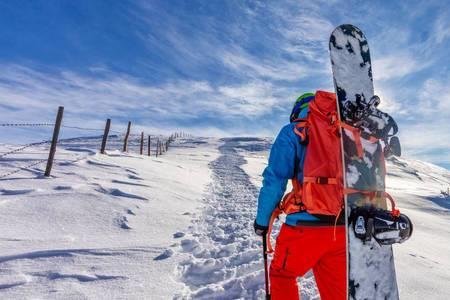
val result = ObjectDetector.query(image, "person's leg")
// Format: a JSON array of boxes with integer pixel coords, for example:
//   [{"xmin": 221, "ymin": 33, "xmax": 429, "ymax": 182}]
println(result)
[
  {"xmin": 269, "ymin": 225, "xmax": 328, "ymax": 300},
  {"xmin": 269, "ymin": 268, "xmax": 299, "ymax": 300},
  {"xmin": 313, "ymin": 226, "xmax": 346, "ymax": 300}
]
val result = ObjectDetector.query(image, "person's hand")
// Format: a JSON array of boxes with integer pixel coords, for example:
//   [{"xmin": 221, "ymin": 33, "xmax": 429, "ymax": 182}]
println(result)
[{"xmin": 254, "ymin": 220, "xmax": 268, "ymax": 236}]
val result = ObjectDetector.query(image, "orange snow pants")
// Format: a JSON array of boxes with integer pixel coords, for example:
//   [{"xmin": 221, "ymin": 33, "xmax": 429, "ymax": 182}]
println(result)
[{"xmin": 269, "ymin": 224, "xmax": 346, "ymax": 300}]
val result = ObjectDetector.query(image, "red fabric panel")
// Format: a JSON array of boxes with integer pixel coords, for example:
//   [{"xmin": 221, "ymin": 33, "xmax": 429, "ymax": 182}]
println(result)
[{"xmin": 301, "ymin": 90, "xmax": 344, "ymax": 215}]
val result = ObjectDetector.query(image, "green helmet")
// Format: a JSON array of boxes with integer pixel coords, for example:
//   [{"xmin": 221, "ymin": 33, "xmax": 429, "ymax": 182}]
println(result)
[{"xmin": 290, "ymin": 92, "xmax": 315, "ymax": 122}]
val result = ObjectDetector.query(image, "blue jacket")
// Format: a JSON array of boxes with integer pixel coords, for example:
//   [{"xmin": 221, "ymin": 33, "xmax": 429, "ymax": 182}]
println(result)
[{"xmin": 256, "ymin": 107, "xmax": 319, "ymax": 227}]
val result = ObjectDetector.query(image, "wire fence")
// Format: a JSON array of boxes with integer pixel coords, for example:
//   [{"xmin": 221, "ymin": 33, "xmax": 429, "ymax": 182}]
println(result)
[
  {"xmin": 0, "ymin": 123, "xmax": 54, "ymax": 127},
  {"xmin": 0, "ymin": 159, "xmax": 48, "ymax": 180},
  {"xmin": 61, "ymin": 125, "xmax": 121, "ymax": 134},
  {"xmin": 0, "ymin": 106, "xmax": 191, "ymax": 180},
  {"xmin": 0, "ymin": 140, "xmax": 51, "ymax": 158}
]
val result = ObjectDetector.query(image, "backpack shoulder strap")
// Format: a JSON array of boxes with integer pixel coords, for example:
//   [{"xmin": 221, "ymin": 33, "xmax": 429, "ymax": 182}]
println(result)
[{"xmin": 292, "ymin": 118, "xmax": 308, "ymax": 144}]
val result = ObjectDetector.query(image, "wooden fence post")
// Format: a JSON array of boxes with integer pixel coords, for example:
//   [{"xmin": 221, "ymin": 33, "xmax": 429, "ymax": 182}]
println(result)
[
  {"xmin": 100, "ymin": 118, "xmax": 111, "ymax": 154},
  {"xmin": 148, "ymin": 135, "xmax": 151, "ymax": 156},
  {"xmin": 45, "ymin": 106, "xmax": 64, "ymax": 177},
  {"xmin": 123, "ymin": 121, "xmax": 131, "ymax": 152},
  {"xmin": 156, "ymin": 139, "xmax": 159, "ymax": 157},
  {"xmin": 140, "ymin": 131, "xmax": 144, "ymax": 155}
]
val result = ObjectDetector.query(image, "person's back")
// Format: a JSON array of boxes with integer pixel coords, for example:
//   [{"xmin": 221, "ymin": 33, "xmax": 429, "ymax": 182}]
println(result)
[{"xmin": 254, "ymin": 91, "xmax": 346, "ymax": 300}]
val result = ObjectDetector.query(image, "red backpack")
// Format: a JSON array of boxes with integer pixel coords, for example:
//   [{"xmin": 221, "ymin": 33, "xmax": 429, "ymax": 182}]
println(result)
[
  {"xmin": 266, "ymin": 91, "xmax": 400, "ymax": 253},
  {"xmin": 300, "ymin": 90, "xmax": 344, "ymax": 216}
]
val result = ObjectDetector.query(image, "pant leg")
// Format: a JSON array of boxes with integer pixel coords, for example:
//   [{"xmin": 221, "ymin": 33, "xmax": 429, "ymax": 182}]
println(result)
[
  {"xmin": 313, "ymin": 226, "xmax": 346, "ymax": 300},
  {"xmin": 269, "ymin": 225, "xmax": 329, "ymax": 300},
  {"xmin": 269, "ymin": 268, "xmax": 300, "ymax": 300}
]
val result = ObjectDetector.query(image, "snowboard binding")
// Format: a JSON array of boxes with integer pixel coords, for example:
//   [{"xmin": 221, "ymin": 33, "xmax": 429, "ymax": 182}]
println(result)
[
  {"xmin": 350, "ymin": 206, "xmax": 413, "ymax": 245},
  {"xmin": 342, "ymin": 94, "xmax": 378, "ymax": 124},
  {"xmin": 343, "ymin": 94, "xmax": 402, "ymax": 155}
]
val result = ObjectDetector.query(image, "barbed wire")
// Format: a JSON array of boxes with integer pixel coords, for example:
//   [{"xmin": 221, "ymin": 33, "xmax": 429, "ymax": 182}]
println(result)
[
  {"xmin": 0, "ymin": 140, "xmax": 51, "ymax": 158},
  {"xmin": 0, "ymin": 123, "xmax": 54, "ymax": 127},
  {"xmin": 0, "ymin": 159, "xmax": 47, "ymax": 180},
  {"xmin": 0, "ymin": 122, "xmax": 121, "ymax": 134},
  {"xmin": 61, "ymin": 125, "xmax": 121, "ymax": 134}
]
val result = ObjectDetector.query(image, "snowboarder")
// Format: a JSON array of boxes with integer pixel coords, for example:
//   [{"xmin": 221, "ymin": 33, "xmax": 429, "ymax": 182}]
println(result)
[{"xmin": 254, "ymin": 92, "xmax": 346, "ymax": 300}]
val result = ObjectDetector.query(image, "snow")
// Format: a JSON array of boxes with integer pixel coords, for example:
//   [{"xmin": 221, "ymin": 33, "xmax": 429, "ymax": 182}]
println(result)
[
  {"xmin": 386, "ymin": 157, "xmax": 450, "ymax": 300},
  {"xmin": 0, "ymin": 136, "xmax": 219, "ymax": 299},
  {"xmin": 1, "ymin": 136, "xmax": 449, "ymax": 299}
]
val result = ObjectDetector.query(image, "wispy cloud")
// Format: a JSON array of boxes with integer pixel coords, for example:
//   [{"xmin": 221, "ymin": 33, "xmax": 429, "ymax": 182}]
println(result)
[
  {"xmin": 373, "ymin": 53, "xmax": 428, "ymax": 81},
  {"xmin": 132, "ymin": 0, "xmax": 334, "ymax": 84},
  {"xmin": 0, "ymin": 64, "xmax": 292, "ymax": 136}
]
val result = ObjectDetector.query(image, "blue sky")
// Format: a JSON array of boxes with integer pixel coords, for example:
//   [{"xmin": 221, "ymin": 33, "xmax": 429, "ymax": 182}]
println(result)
[{"xmin": 0, "ymin": 0, "xmax": 449, "ymax": 168}]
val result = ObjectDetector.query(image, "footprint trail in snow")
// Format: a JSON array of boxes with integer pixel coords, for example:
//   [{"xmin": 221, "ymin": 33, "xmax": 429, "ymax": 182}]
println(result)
[{"xmin": 176, "ymin": 138, "xmax": 318, "ymax": 299}]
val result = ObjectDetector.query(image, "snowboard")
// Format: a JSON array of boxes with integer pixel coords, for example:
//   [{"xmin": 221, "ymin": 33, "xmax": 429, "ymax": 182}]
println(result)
[{"xmin": 329, "ymin": 24, "xmax": 400, "ymax": 300}]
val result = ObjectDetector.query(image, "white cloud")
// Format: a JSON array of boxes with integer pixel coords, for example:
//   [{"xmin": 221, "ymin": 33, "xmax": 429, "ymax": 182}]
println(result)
[
  {"xmin": 132, "ymin": 0, "xmax": 334, "ymax": 84},
  {"xmin": 220, "ymin": 50, "xmax": 309, "ymax": 81},
  {"xmin": 0, "ymin": 65, "xmax": 291, "ymax": 134},
  {"xmin": 399, "ymin": 121, "xmax": 450, "ymax": 166},
  {"xmin": 217, "ymin": 81, "xmax": 278, "ymax": 116},
  {"xmin": 385, "ymin": 75, "xmax": 450, "ymax": 166},
  {"xmin": 373, "ymin": 53, "xmax": 427, "ymax": 81},
  {"xmin": 420, "ymin": 78, "xmax": 450, "ymax": 113},
  {"xmin": 433, "ymin": 13, "xmax": 450, "ymax": 44}
]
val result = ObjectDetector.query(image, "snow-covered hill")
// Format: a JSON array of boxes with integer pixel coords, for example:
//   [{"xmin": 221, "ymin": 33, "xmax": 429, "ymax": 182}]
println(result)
[{"xmin": 0, "ymin": 137, "xmax": 449, "ymax": 299}]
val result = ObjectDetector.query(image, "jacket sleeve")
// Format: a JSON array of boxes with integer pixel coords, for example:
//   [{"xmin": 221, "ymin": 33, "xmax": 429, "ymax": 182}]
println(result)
[{"xmin": 255, "ymin": 125, "xmax": 297, "ymax": 227}]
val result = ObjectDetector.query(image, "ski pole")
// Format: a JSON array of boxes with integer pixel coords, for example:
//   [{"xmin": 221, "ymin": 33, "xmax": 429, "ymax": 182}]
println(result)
[{"xmin": 262, "ymin": 234, "xmax": 271, "ymax": 300}]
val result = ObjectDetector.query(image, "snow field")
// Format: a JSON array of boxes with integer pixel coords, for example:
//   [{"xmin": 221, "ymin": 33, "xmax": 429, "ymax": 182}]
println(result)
[
  {"xmin": 387, "ymin": 157, "xmax": 450, "ymax": 300},
  {"xmin": 0, "ymin": 137, "xmax": 218, "ymax": 299},
  {"xmin": 1, "ymin": 136, "xmax": 449, "ymax": 299}
]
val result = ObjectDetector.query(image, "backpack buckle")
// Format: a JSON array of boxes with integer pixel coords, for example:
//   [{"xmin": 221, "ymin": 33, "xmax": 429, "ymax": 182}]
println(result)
[{"xmin": 316, "ymin": 177, "xmax": 328, "ymax": 184}]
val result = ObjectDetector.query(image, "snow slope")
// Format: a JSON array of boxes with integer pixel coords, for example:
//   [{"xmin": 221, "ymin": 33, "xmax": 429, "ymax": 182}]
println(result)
[
  {"xmin": 1, "ymin": 136, "xmax": 449, "ymax": 299},
  {"xmin": 0, "ymin": 136, "xmax": 219, "ymax": 299},
  {"xmin": 386, "ymin": 157, "xmax": 450, "ymax": 300}
]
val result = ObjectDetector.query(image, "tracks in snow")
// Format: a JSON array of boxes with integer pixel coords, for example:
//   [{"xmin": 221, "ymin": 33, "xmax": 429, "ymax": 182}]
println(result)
[{"xmin": 176, "ymin": 138, "xmax": 266, "ymax": 299}]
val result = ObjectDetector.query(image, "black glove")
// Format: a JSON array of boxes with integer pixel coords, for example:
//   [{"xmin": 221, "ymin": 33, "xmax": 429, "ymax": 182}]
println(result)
[{"xmin": 254, "ymin": 220, "xmax": 268, "ymax": 236}]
